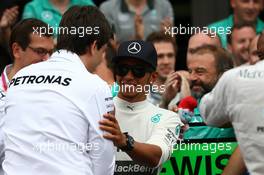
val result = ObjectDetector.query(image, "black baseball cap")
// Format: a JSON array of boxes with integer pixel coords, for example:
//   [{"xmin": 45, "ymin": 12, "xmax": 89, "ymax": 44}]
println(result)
[{"xmin": 112, "ymin": 40, "xmax": 157, "ymax": 70}]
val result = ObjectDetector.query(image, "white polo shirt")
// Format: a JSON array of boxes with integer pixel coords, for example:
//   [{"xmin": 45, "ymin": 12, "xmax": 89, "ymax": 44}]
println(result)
[
  {"xmin": 0, "ymin": 65, "xmax": 10, "ymax": 175},
  {"xmin": 0, "ymin": 64, "xmax": 10, "ymax": 110},
  {"xmin": 114, "ymin": 97, "xmax": 182, "ymax": 175},
  {"xmin": 199, "ymin": 60, "xmax": 264, "ymax": 175},
  {"xmin": 3, "ymin": 50, "xmax": 115, "ymax": 175}
]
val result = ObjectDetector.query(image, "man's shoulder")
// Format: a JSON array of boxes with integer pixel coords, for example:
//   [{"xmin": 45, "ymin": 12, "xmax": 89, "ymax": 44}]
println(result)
[
  {"xmin": 208, "ymin": 15, "xmax": 233, "ymax": 28},
  {"xmin": 72, "ymin": 0, "xmax": 94, "ymax": 6},
  {"xmin": 233, "ymin": 61, "xmax": 264, "ymax": 79},
  {"xmin": 256, "ymin": 18, "xmax": 264, "ymax": 33},
  {"xmin": 85, "ymin": 74, "xmax": 109, "ymax": 91},
  {"xmin": 22, "ymin": 0, "xmax": 43, "ymax": 18},
  {"xmin": 24, "ymin": 0, "xmax": 42, "ymax": 7},
  {"xmin": 23, "ymin": 0, "xmax": 44, "ymax": 10},
  {"xmin": 216, "ymin": 66, "xmax": 244, "ymax": 83},
  {"xmin": 100, "ymin": 0, "xmax": 119, "ymax": 11},
  {"xmin": 149, "ymin": 103, "xmax": 179, "ymax": 119},
  {"xmin": 154, "ymin": 0, "xmax": 172, "ymax": 8},
  {"xmin": 223, "ymin": 63, "xmax": 264, "ymax": 79}
]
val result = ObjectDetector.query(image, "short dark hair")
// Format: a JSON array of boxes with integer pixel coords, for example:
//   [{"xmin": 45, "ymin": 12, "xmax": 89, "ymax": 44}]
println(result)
[
  {"xmin": 190, "ymin": 44, "xmax": 234, "ymax": 74},
  {"xmin": 105, "ymin": 41, "xmax": 117, "ymax": 70},
  {"xmin": 9, "ymin": 18, "xmax": 52, "ymax": 56},
  {"xmin": 227, "ymin": 23, "xmax": 256, "ymax": 44},
  {"xmin": 257, "ymin": 32, "xmax": 264, "ymax": 60},
  {"xmin": 57, "ymin": 5, "xmax": 112, "ymax": 55},
  {"xmin": 146, "ymin": 31, "xmax": 177, "ymax": 54}
]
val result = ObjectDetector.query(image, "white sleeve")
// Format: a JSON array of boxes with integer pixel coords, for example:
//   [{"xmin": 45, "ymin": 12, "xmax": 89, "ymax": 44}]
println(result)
[
  {"xmin": 146, "ymin": 112, "xmax": 183, "ymax": 166},
  {"xmin": 84, "ymin": 85, "xmax": 115, "ymax": 175},
  {"xmin": 0, "ymin": 114, "xmax": 4, "ymax": 168},
  {"xmin": 199, "ymin": 71, "xmax": 232, "ymax": 127},
  {"xmin": 0, "ymin": 97, "xmax": 6, "ymax": 167}
]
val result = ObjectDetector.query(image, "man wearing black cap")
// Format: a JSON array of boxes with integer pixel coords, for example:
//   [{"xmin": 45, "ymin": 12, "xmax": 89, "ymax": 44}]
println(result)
[{"xmin": 99, "ymin": 40, "xmax": 182, "ymax": 174}]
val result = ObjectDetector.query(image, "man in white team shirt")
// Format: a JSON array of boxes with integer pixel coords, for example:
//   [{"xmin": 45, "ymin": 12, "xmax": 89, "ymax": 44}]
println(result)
[
  {"xmin": 0, "ymin": 18, "xmax": 54, "ymax": 175},
  {"xmin": 199, "ymin": 32, "xmax": 264, "ymax": 175},
  {"xmin": 3, "ymin": 6, "xmax": 115, "ymax": 175},
  {"xmin": 99, "ymin": 40, "xmax": 183, "ymax": 174}
]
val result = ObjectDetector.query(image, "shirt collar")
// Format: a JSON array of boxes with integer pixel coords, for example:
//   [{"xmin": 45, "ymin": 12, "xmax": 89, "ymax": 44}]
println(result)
[
  {"xmin": 1, "ymin": 64, "xmax": 12, "ymax": 92},
  {"xmin": 114, "ymin": 96, "xmax": 149, "ymax": 112},
  {"xmin": 50, "ymin": 49, "xmax": 87, "ymax": 70},
  {"xmin": 256, "ymin": 18, "xmax": 264, "ymax": 33},
  {"xmin": 121, "ymin": 0, "xmax": 154, "ymax": 13},
  {"xmin": 229, "ymin": 14, "xmax": 263, "ymax": 33},
  {"xmin": 43, "ymin": 0, "xmax": 57, "ymax": 11},
  {"xmin": 226, "ymin": 15, "xmax": 234, "ymax": 27},
  {"xmin": 43, "ymin": 0, "xmax": 75, "ymax": 14}
]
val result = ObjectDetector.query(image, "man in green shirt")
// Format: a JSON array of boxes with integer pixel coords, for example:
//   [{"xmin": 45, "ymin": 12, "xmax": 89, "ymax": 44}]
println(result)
[
  {"xmin": 208, "ymin": 0, "xmax": 264, "ymax": 48},
  {"xmin": 22, "ymin": 0, "xmax": 94, "ymax": 31},
  {"xmin": 183, "ymin": 44, "xmax": 235, "ymax": 140}
]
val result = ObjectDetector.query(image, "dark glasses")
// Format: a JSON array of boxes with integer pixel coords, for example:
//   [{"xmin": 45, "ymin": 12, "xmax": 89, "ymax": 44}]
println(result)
[{"xmin": 114, "ymin": 64, "xmax": 153, "ymax": 78}]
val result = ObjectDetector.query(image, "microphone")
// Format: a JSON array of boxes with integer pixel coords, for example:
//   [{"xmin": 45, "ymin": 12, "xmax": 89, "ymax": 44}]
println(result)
[{"xmin": 178, "ymin": 96, "xmax": 198, "ymax": 123}]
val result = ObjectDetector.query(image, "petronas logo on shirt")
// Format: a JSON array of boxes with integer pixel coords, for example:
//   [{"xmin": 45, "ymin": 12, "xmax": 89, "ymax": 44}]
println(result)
[{"xmin": 151, "ymin": 114, "xmax": 161, "ymax": 123}]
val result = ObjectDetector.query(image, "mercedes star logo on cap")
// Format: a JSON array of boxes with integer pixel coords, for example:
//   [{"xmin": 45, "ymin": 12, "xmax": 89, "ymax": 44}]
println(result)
[{"xmin": 127, "ymin": 42, "xmax": 141, "ymax": 54}]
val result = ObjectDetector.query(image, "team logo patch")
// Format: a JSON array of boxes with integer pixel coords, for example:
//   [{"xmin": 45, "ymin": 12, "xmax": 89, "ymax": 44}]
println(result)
[
  {"xmin": 175, "ymin": 125, "xmax": 181, "ymax": 137},
  {"xmin": 151, "ymin": 114, "xmax": 161, "ymax": 123},
  {"xmin": 127, "ymin": 42, "xmax": 141, "ymax": 54},
  {"xmin": 41, "ymin": 11, "xmax": 53, "ymax": 21}
]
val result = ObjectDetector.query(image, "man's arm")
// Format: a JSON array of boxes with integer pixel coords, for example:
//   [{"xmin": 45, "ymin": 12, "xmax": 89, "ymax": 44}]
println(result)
[
  {"xmin": 222, "ymin": 147, "xmax": 247, "ymax": 175},
  {"xmin": 0, "ymin": 6, "xmax": 18, "ymax": 46},
  {"xmin": 84, "ymin": 85, "xmax": 116, "ymax": 175},
  {"xmin": 99, "ymin": 113, "xmax": 162, "ymax": 167},
  {"xmin": 100, "ymin": 111, "xmax": 182, "ymax": 167},
  {"xmin": 0, "ymin": 115, "xmax": 4, "ymax": 166},
  {"xmin": 199, "ymin": 72, "xmax": 233, "ymax": 127},
  {"xmin": 126, "ymin": 142, "xmax": 162, "ymax": 167},
  {"xmin": 160, "ymin": 72, "xmax": 181, "ymax": 109}
]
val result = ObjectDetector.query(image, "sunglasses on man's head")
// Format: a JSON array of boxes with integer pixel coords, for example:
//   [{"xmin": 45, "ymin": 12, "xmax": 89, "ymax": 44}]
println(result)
[{"xmin": 114, "ymin": 64, "xmax": 153, "ymax": 78}]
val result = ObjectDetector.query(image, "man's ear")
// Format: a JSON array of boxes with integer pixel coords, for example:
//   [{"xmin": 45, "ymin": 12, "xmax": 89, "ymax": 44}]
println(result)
[
  {"xmin": 89, "ymin": 40, "xmax": 97, "ymax": 56},
  {"xmin": 149, "ymin": 71, "xmax": 158, "ymax": 84},
  {"xmin": 12, "ymin": 42, "xmax": 22, "ymax": 60},
  {"xmin": 230, "ymin": 0, "xmax": 236, "ymax": 9},
  {"xmin": 227, "ymin": 43, "xmax": 233, "ymax": 53}
]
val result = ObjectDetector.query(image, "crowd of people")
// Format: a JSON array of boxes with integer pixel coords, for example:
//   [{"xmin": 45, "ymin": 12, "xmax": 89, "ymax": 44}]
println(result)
[{"xmin": 0, "ymin": 0, "xmax": 264, "ymax": 174}]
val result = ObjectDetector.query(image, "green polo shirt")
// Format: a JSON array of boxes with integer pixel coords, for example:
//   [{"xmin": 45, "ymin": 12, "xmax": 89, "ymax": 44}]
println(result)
[
  {"xmin": 208, "ymin": 14, "xmax": 264, "ymax": 48},
  {"xmin": 22, "ymin": 0, "xmax": 94, "ymax": 30}
]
